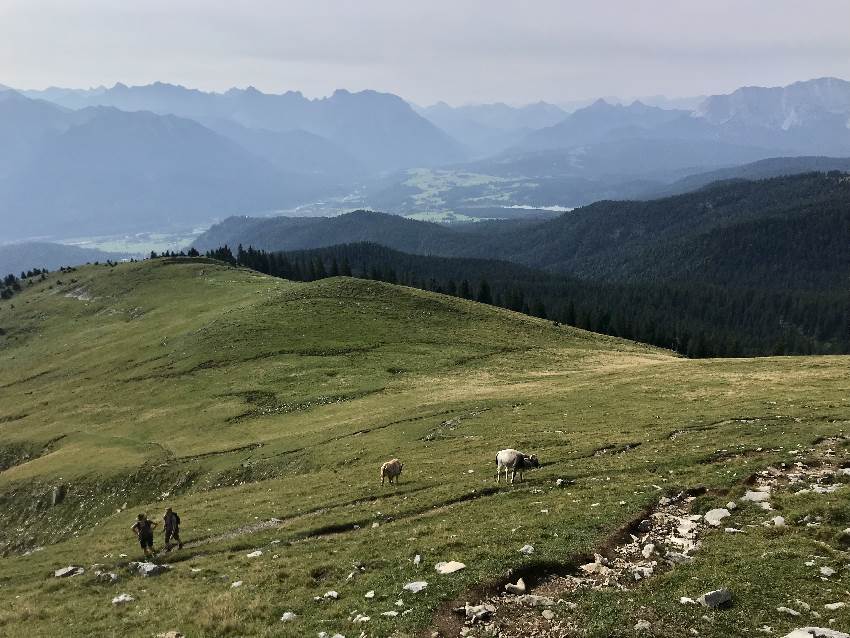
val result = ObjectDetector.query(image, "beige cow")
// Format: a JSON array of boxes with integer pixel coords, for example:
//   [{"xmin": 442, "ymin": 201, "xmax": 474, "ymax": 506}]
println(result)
[{"xmin": 380, "ymin": 458, "xmax": 403, "ymax": 485}]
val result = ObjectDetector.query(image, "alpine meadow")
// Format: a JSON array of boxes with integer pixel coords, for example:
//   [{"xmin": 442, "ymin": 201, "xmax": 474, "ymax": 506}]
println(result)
[{"xmin": 2, "ymin": 3, "xmax": 850, "ymax": 638}]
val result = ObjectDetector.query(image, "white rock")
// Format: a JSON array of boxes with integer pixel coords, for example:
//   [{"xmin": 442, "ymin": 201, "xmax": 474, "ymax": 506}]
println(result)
[
  {"xmin": 743, "ymin": 490, "xmax": 771, "ymax": 503},
  {"xmin": 704, "ymin": 509, "xmax": 731, "ymax": 527},
  {"xmin": 403, "ymin": 581, "xmax": 428, "ymax": 593},
  {"xmin": 323, "ymin": 590, "xmax": 339, "ymax": 599},
  {"xmin": 680, "ymin": 597, "xmax": 698, "ymax": 605},
  {"xmin": 698, "ymin": 589, "xmax": 732, "ymax": 608},
  {"xmin": 635, "ymin": 620, "xmax": 651, "ymax": 631},
  {"xmin": 542, "ymin": 609, "xmax": 556, "ymax": 620},
  {"xmin": 824, "ymin": 603, "xmax": 846, "ymax": 611},
  {"xmin": 111, "ymin": 593, "xmax": 134, "ymax": 605},
  {"xmin": 381, "ymin": 611, "xmax": 399, "ymax": 617},
  {"xmin": 505, "ymin": 578, "xmax": 526, "ymax": 595},
  {"xmin": 781, "ymin": 629, "xmax": 850, "ymax": 638},
  {"xmin": 772, "ymin": 516, "xmax": 786, "ymax": 527},
  {"xmin": 820, "ymin": 566, "xmax": 836, "ymax": 577},
  {"xmin": 372, "ymin": 522, "xmax": 379, "ymax": 529},
  {"xmin": 131, "ymin": 562, "xmax": 171, "ymax": 577},
  {"xmin": 413, "ymin": 554, "xmax": 421, "ymax": 567},
  {"xmin": 364, "ymin": 590, "xmax": 375, "ymax": 599},
  {"xmin": 778, "ymin": 606, "xmax": 801, "ymax": 617},
  {"xmin": 642, "ymin": 543, "xmax": 655, "ymax": 558},
  {"xmin": 435, "ymin": 561, "xmax": 466, "ymax": 574},
  {"xmin": 464, "ymin": 602, "xmax": 495, "ymax": 621},
  {"xmin": 515, "ymin": 594, "xmax": 555, "ymax": 607},
  {"xmin": 727, "ymin": 501, "xmax": 737, "ymax": 510},
  {"xmin": 246, "ymin": 550, "xmax": 262, "ymax": 558},
  {"xmin": 725, "ymin": 527, "xmax": 744, "ymax": 533},
  {"xmin": 54, "ymin": 566, "xmax": 84, "ymax": 578},
  {"xmin": 519, "ymin": 544, "xmax": 535, "ymax": 555},
  {"xmin": 280, "ymin": 612, "xmax": 297, "ymax": 622},
  {"xmin": 231, "ymin": 581, "xmax": 242, "ymax": 588},
  {"xmin": 352, "ymin": 614, "xmax": 370, "ymax": 623}
]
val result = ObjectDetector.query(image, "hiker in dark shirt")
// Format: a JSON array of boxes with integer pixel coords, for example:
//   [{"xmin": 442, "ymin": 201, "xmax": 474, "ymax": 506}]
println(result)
[
  {"xmin": 163, "ymin": 507, "xmax": 183, "ymax": 551},
  {"xmin": 131, "ymin": 513, "xmax": 157, "ymax": 558}
]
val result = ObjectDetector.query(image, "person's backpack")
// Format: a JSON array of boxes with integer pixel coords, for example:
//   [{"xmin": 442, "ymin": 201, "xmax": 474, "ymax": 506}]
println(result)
[{"xmin": 175, "ymin": 513, "xmax": 181, "ymax": 526}]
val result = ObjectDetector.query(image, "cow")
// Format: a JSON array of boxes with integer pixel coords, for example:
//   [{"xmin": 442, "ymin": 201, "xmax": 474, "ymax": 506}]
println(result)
[
  {"xmin": 380, "ymin": 458, "xmax": 403, "ymax": 486},
  {"xmin": 495, "ymin": 448, "xmax": 539, "ymax": 484}
]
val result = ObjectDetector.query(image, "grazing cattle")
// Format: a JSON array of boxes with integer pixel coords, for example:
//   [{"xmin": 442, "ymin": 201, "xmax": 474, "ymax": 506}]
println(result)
[
  {"xmin": 495, "ymin": 448, "xmax": 540, "ymax": 484},
  {"xmin": 380, "ymin": 458, "xmax": 403, "ymax": 485}
]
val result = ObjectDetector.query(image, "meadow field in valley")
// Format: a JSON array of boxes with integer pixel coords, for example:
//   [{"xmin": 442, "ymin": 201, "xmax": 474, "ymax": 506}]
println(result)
[{"xmin": 0, "ymin": 258, "xmax": 848, "ymax": 638}]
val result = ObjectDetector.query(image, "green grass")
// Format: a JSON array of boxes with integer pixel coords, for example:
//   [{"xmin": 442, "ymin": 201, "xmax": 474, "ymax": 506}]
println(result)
[{"xmin": 0, "ymin": 258, "xmax": 848, "ymax": 637}]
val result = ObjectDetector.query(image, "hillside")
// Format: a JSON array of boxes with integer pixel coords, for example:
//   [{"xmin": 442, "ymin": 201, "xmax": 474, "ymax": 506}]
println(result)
[
  {"xmin": 1, "ymin": 259, "xmax": 849, "ymax": 638},
  {"xmin": 194, "ymin": 173, "xmax": 850, "ymax": 292}
]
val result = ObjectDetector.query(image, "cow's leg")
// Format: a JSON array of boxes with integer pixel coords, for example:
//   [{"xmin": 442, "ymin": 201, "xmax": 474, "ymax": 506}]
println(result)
[
  {"xmin": 496, "ymin": 465, "xmax": 501, "ymax": 483},
  {"xmin": 381, "ymin": 474, "xmax": 385, "ymax": 486}
]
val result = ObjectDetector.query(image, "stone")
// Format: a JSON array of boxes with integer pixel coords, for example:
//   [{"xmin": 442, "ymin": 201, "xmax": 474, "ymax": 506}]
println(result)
[
  {"xmin": 280, "ymin": 612, "xmax": 297, "ymax": 622},
  {"xmin": 231, "ymin": 581, "xmax": 242, "ymax": 588},
  {"xmin": 96, "ymin": 571, "xmax": 119, "ymax": 584},
  {"xmin": 403, "ymin": 581, "xmax": 428, "ymax": 593},
  {"xmin": 704, "ymin": 509, "xmax": 731, "ymax": 527},
  {"xmin": 413, "ymin": 554, "xmax": 421, "ymax": 567},
  {"xmin": 642, "ymin": 543, "xmax": 655, "ymax": 558},
  {"xmin": 515, "ymin": 594, "xmax": 555, "ymax": 607},
  {"xmin": 637, "ymin": 519, "xmax": 652, "ymax": 533},
  {"xmin": 697, "ymin": 589, "xmax": 732, "ymax": 608},
  {"xmin": 505, "ymin": 578, "xmax": 526, "ymax": 595},
  {"xmin": 381, "ymin": 611, "xmax": 399, "ymax": 617},
  {"xmin": 824, "ymin": 603, "xmax": 846, "ymax": 611},
  {"xmin": 156, "ymin": 632, "xmax": 184, "ymax": 638},
  {"xmin": 727, "ymin": 501, "xmax": 737, "ymax": 510},
  {"xmin": 323, "ymin": 590, "xmax": 339, "ymax": 599},
  {"xmin": 130, "ymin": 562, "xmax": 171, "ymax": 577},
  {"xmin": 770, "ymin": 516, "xmax": 785, "ymax": 526},
  {"xmin": 435, "ymin": 561, "xmax": 466, "ymax": 574},
  {"xmin": 246, "ymin": 550, "xmax": 262, "ymax": 558},
  {"xmin": 743, "ymin": 490, "xmax": 771, "ymax": 503},
  {"xmin": 111, "ymin": 593, "xmax": 134, "ymax": 605},
  {"xmin": 364, "ymin": 590, "xmax": 375, "ymax": 599},
  {"xmin": 778, "ymin": 607, "xmax": 801, "ymax": 616},
  {"xmin": 680, "ymin": 597, "xmax": 698, "ymax": 605},
  {"xmin": 519, "ymin": 544, "xmax": 535, "ymax": 555},
  {"xmin": 54, "ymin": 566, "xmax": 84, "ymax": 578},
  {"xmin": 819, "ymin": 566, "xmax": 836, "ymax": 577},
  {"xmin": 464, "ymin": 602, "xmax": 495, "ymax": 621},
  {"xmin": 542, "ymin": 609, "xmax": 556, "ymax": 620},
  {"xmin": 635, "ymin": 620, "xmax": 651, "ymax": 631},
  {"xmin": 352, "ymin": 614, "xmax": 370, "ymax": 623},
  {"xmin": 781, "ymin": 629, "xmax": 850, "ymax": 638}
]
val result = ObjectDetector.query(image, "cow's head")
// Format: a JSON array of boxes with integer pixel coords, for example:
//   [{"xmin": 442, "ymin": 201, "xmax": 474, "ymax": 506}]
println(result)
[{"xmin": 525, "ymin": 454, "xmax": 540, "ymax": 468}]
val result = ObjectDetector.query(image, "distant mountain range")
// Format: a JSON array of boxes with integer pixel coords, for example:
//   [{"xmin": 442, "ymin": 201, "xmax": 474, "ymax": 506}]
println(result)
[
  {"xmin": 0, "ymin": 242, "xmax": 131, "ymax": 276},
  {"xmin": 195, "ymin": 172, "xmax": 850, "ymax": 292}
]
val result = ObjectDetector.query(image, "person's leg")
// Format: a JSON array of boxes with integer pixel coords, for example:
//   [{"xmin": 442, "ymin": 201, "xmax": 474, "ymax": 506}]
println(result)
[{"xmin": 175, "ymin": 531, "xmax": 182, "ymax": 550}]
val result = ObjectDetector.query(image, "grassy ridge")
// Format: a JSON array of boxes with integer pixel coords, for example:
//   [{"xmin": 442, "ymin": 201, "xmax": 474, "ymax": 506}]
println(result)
[{"xmin": 0, "ymin": 258, "xmax": 848, "ymax": 637}]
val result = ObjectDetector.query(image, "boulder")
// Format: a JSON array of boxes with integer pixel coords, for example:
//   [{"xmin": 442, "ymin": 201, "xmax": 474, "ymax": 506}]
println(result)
[
  {"xmin": 364, "ymin": 590, "xmax": 375, "ymax": 599},
  {"xmin": 505, "ymin": 578, "xmax": 526, "ymax": 595},
  {"xmin": 704, "ymin": 508, "xmax": 731, "ymax": 527},
  {"xmin": 819, "ymin": 566, "xmax": 836, "ymax": 577},
  {"xmin": 111, "ymin": 593, "xmax": 134, "ymax": 605},
  {"xmin": 280, "ymin": 612, "xmax": 297, "ymax": 622},
  {"xmin": 742, "ymin": 490, "xmax": 771, "ymax": 503},
  {"xmin": 781, "ymin": 629, "xmax": 850, "ymax": 638},
  {"xmin": 54, "ymin": 566, "xmax": 84, "ymax": 578},
  {"xmin": 434, "ymin": 561, "xmax": 466, "ymax": 574},
  {"xmin": 824, "ymin": 602, "xmax": 846, "ymax": 611},
  {"xmin": 697, "ymin": 589, "xmax": 732, "ymax": 608},
  {"xmin": 130, "ymin": 562, "xmax": 171, "ymax": 577},
  {"xmin": 403, "ymin": 581, "xmax": 428, "ymax": 593},
  {"xmin": 519, "ymin": 544, "xmax": 535, "ymax": 555}
]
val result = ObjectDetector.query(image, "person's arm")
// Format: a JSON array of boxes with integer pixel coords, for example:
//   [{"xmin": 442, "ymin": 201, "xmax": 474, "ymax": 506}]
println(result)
[
  {"xmin": 150, "ymin": 521, "xmax": 158, "ymax": 529},
  {"xmin": 131, "ymin": 523, "xmax": 139, "ymax": 536}
]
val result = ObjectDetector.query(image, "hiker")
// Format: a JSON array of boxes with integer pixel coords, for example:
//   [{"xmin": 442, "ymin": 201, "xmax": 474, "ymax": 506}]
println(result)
[
  {"xmin": 163, "ymin": 507, "xmax": 183, "ymax": 551},
  {"xmin": 131, "ymin": 513, "xmax": 157, "ymax": 558}
]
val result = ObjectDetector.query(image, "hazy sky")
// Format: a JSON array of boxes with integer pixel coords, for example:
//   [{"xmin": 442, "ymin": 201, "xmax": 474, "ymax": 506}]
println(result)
[{"xmin": 2, "ymin": 0, "xmax": 849, "ymax": 105}]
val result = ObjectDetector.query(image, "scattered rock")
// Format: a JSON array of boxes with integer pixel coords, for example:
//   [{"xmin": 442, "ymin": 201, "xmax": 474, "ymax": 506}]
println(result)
[
  {"xmin": 280, "ymin": 612, "xmax": 296, "ymax": 622},
  {"xmin": 772, "ymin": 516, "xmax": 786, "ymax": 527},
  {"xmin": 435, "ymin": 561, "xmax": 466, "ymax": 575},
  {"xmin": 111, "ymin": 593, "xmax": 134, "ymax": 605},
  {"xmin": 323, "ymin": 590, "xmax": 339, "ymax": 599},
  {"xmin": 505, "ymin": 578, "xmax": 526, "ymax": 595},
  {"xmin": 742, "ymin": 490, "xmax": 771, "ymax": 503},
  {"xmin": 231, "ymin": 581, "xmax": 242, "ymax": 588},
  {"xmin": 381, "ymin": 611, "xmax": 399, "ymax": 617},
  {"xmin": 824, "ymin": 602, "xmax": 846, "ymax": 611},
  {"xmin": 641, "ymin": 543, "xmax": 655, "ymax": 558},
  {"xmin": 635, "ymin": 620, "xmax": 651, "ymax": 631},
  {"xmin": 352, "ymin": 613, "xmax": 370, "ymax": 623},
  {"xmin": 364, "ymin": 590, "xmax": 375, "ymax": 599},
  {"xmin": 680, "ymin": 597, "xmax": 698, "ymax": 605},
  {"xmin": 542, "ymin": 609, "xmax": 556, "ymax": 621},
  {"xmin": 403, "ymin": 581, "xmax": 428, "ymax": 593},
  {"xmin": 781, "ymin": 629, "xmax": 850, "ymax": 638},
  {"xmin": 819, "ymin": 566, "xmax": 836, "ymax": 577},
  {"xmin": 54, "ymin": 566, "xmax": 84, "ymax": 578},
  {"xmin": 704, "ymin": 508, "xmax": 731, "ymax": 527},
  {"xmin": 515, "ymin": 594, "xmax": 555, "ymax": 607},
  {"xmin": 95, "ymin": 571, "xmax": 119, "ymax": 584},
  {"xmin": 413, "ymin": 554, "xmax": 421, "ymax": 567},
  {"xmin": 778, "ymin": 606, "xmax": 801, "ymax": 617},
  {"xmin": 246, "ymin": 550, "xmax": 262, "ymax": 558},
  {"xmin": 697, "ymin": 589, "xmax": 732, "ymax": 609},
  {"xmin": 130, "ymin": 562, "xmax": 171, "ymax": 578},
  {"xmin": 519, "ymin": 544, "xmax": 535, "ymax": 555},
  {"xmin": 727, "ymin": 501, "xmax": 737, "ymax": 510},
  {"xmin": 156, "ymin": 632, "xmax": 184, "ymax": 638},
  {"xmin": 462, "ymin": 602, "xmax": 495, "ymax": 622}
]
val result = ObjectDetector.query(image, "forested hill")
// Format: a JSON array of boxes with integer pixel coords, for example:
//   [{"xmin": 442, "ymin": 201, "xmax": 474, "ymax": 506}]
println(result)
[
  {"xmin": 200, "ymin": 243, "xmax": 850, "ymax": 358},
  {"xmin": 194, "ymin": 172, "xmax": 850, "ymax": 292}
]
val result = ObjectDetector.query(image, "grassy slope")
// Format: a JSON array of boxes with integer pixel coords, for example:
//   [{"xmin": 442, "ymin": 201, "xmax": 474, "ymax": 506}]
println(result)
[{"xmin": 0, "ymin": 258, "xmax": 848, "ymax": 637}]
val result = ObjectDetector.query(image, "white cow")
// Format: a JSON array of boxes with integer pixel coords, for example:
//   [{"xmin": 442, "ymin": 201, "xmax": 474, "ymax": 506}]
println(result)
[
  {"xmin": 495, "ymin": 448, "xmax": 540, "ymax": 484},
  {"xmin": 380, "ymin": 458, "xmax": 403, "ymax": 485}
]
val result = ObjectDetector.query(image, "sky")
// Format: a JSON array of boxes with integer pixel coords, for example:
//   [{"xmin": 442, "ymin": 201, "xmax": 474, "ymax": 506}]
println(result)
[{"xmin": 2, "ymin": 0, "xmax": 850, "ymax": 105}]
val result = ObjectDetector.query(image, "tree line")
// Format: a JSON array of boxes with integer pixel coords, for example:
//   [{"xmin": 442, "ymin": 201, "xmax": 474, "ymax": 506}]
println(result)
[{"xmin": 192, "ymin": 242, "xmax": 850, "ymax": 358}]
